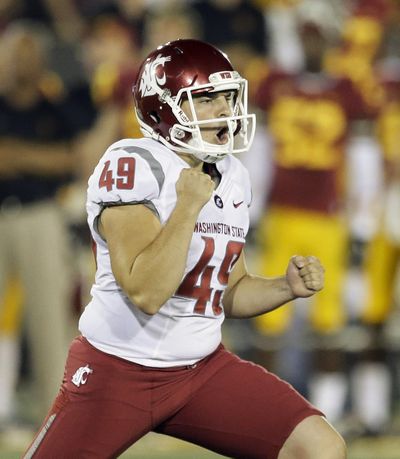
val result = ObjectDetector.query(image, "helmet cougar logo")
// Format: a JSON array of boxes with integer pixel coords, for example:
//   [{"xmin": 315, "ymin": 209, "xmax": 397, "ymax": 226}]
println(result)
[{"xmin": 139, "ymin": 54, "xmax": 171, "ymax": 97}]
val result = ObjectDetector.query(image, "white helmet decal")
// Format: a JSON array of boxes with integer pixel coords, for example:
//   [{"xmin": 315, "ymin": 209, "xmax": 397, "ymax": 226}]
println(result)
[{"xmin": 139, "ymin": 54, "xmax": 171, "ymax": 97}]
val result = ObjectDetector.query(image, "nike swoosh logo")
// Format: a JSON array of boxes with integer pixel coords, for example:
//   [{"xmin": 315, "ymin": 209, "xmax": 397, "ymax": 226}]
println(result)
[{"xmin": 233, "ymin": 201, "xmax": 244, "ymax": 208}]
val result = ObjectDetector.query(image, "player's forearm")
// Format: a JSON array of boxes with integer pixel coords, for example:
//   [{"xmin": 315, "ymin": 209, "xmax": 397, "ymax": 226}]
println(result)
[
  {"xmin": 0, "ymin": 139, "xmax": 74, "ymax": 176},
  {"xmin": 223, "ymin": 274, "xmax": 296, "ymax": 318},
  {"xmin": 127, "ymin": 201, "xmax": 199, "ymax": 314}
]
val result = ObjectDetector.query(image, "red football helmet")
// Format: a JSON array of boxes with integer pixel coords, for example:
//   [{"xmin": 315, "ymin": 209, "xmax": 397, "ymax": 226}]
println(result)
[{"xmin": 132, "ymin": 39, "xmax": 255, "ymax": 163}]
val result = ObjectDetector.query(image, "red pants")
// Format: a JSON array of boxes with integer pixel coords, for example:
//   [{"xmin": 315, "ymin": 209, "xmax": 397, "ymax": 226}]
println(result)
[{"xmin": 23, "ymin": 336, "xmax": 322, "ymax": 459}]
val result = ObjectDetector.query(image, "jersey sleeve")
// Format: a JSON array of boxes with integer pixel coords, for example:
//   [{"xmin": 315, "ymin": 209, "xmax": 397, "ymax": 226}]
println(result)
[{"xmin": 88, "ymin": 143, "xmax": 165, "ymax": 216}]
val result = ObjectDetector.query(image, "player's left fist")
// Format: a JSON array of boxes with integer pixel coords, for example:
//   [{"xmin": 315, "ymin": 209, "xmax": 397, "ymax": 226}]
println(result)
[{"xmin": 286, "ymin": 255, "xmax": 324, "ymax": 298}]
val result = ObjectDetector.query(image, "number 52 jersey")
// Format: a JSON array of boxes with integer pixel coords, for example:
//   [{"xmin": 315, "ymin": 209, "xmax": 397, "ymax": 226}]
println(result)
[{"xmin": 79, "ymin": 137, "xmax": 252, "ymax": 367}]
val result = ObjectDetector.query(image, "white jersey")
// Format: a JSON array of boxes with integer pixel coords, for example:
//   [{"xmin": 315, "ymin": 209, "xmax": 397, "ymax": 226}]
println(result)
[{"xmin": 79, "ymin": 137, "xmax": 251, "ymax": 367}]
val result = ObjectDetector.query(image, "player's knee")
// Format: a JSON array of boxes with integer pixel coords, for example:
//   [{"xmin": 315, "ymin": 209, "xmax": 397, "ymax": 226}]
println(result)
[
  {"xmin": 319, "ymin": 429, "xmax": 347, "ymax": 459},
  {"xmin": 278, "ymin": 415, "xmax": 347, "ymax": 459},
  {"xmin": 307, "ymin": 418, "xmax": 347, "ymax": 459}
]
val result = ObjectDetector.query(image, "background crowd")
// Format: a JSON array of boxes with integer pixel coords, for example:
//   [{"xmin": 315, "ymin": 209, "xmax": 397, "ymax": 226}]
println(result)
[{"xmin": 0, "ymin": 0, "xmax": 399, "ymax": 451}]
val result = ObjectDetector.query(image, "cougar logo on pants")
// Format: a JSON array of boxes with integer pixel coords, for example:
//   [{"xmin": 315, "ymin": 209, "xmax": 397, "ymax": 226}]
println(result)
[{"xmin": 71, "ymin": 364, "xmax": 93, "ymax": 387}]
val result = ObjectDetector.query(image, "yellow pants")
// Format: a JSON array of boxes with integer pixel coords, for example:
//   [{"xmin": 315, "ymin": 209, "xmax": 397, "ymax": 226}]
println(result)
[
  {"xmin": 363, "ymin": 232, "xmax": 400, "ymax": 324},
  {"xmin": 255, "ymin": 207, "xmax": 348, "ymax": 335},
  {"xmin": 0, "ymin": 278, "xmax": 23, "ymax": 336}
]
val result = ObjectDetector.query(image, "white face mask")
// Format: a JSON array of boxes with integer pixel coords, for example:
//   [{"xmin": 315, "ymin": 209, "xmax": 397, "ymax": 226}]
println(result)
[{"xmin": 137, "ymin": 71, "xmax": 256, "ymax": 163}]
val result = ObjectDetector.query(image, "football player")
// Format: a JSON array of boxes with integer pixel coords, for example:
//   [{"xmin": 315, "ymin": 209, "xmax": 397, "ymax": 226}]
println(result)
[
  {"xmin": 252, "ymin": 15, "xmax": 380, "ymax": 425},
  {"xmin": 23, "ymin": 39, "xmax": 345, "ymax": 459}
]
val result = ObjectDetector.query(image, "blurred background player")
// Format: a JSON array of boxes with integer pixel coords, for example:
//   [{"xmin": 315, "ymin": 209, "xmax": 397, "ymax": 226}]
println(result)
[
  {"xmin": 0, "ymin": 20, "xmax": 96, "ymax": 438},
  {"xmin": 341, "ymin": 1, "xmax": 400, "ymax": 435},
  {"xmin": 250, "ymin": 3, "xmax": 379, "ymax": 426},
  {"xmin": 320, "ymin": 0, "xmax": 400, "ymax": 435}
]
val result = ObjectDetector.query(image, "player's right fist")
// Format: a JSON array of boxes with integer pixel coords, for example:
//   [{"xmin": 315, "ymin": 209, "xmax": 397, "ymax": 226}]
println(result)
[{"xmin": 176, "ymin": 168, "xmax": 214, "ymax": 210}]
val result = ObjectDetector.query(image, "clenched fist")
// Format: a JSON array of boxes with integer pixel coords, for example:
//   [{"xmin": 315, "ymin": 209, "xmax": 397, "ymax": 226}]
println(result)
[
  {"xmin": 286, "ymin": 255, "xmax": 324, "ymax": 298},
  {"xmin": 176, "ymin": 168, "xmax": 215, "ymax": 211}
]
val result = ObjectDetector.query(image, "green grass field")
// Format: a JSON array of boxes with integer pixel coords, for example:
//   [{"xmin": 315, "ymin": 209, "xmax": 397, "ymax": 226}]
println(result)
[{"xmin": 2, "ymin": 431, "xmax": 400, "ymax": 459}]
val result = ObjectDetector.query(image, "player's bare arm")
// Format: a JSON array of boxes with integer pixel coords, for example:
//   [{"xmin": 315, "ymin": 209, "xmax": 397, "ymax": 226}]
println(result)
[
  {"xmin": 223, "ymin": 253, "xmax": 324, "ymax": 318},
  {"xmin": 99, "ymin": 167, "xmax": 214, "ymax": 315},
  {"xmin": 0, "ymin": 138, "xmax": 74, "ymax": 177}
]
